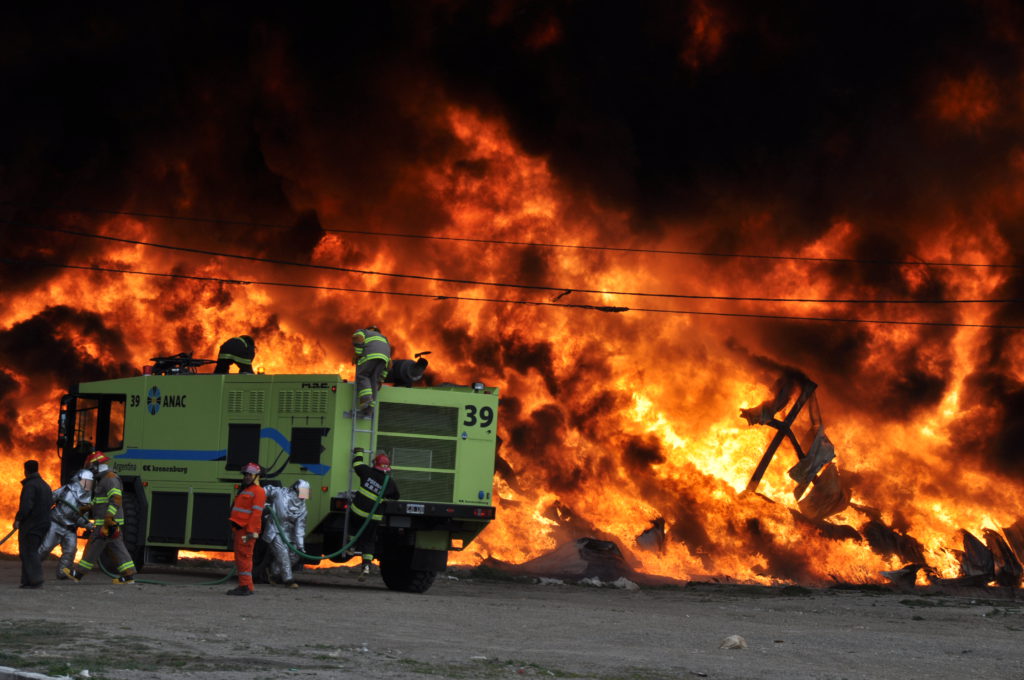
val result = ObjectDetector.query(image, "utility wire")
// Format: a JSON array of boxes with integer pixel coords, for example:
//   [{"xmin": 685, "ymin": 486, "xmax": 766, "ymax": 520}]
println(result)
[
  {"xmin": 6, "ymin": 257, "xmax": 1023, "ymax": 330},
  {"xmin": 6, "ymin": 204, "xmax": 1021, "ymax": 269},
  {"xmin": 11, "ymin": 221, "xmax": 1020, "ymax": 305}
]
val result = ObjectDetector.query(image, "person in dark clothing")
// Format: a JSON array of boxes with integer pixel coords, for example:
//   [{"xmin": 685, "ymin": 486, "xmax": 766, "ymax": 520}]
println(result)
[
  {"xmin": 351, "ymin": 327, "xmax": 391, "ymax": 418},
  {"xmin": 350, "ymin": 448, "xmax": 400, "ymax": 581},
  {"xmin": 14, "ymin": 460, "xmax": 53, "ymax": 589},
  {"xmin": 214, "ymin": 335, "xmax": 256, "ymax": 374}
]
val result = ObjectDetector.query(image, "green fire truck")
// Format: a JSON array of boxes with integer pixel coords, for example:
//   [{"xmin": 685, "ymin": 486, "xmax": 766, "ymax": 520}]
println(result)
[{"xmin": 56, "ymin": 355, "xmax": 498, "ymax": 593}]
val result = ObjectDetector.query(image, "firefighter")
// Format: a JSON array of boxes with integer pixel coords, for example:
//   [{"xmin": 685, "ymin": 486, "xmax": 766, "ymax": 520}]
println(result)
[
  {"xmin": 227, "ymin": 462, "xmax": 266, "ymax": 596},
  {"xmin": 214, "ymin": 335, "xmax": 256, "ymax": 374},
  {"xmin": 262, "ymin": 479, "xmax": 309, "ymax": 588},
  {"xmin": 350, "ymin": 449, "xmax": 400, "ymax": 580},
  {"xmin": 15, "ymin": 460, "xmax": 53, "ymax": 589},
  {"xmin": 351, "ymin": 326, "xmax": 391, "ymax": 418},
  {"xmin": 63, "ymin": 452, "xmax": 138, "ymax": 584},
  {"xmin": 39, "ymin": 469, "xmax": 94, "ymax": 580}
]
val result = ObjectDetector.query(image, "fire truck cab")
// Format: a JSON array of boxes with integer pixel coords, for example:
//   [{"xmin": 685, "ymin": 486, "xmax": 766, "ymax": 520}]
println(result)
[{"xmin": 56, "ymin": 357, "xmax": 498, "ymax": 593}]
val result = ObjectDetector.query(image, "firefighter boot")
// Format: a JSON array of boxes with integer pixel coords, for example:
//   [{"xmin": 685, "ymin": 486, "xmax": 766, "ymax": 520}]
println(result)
[
  {"xmin": 225, "ymin": 585, "xmax": 254, "ymax": 596},
  {"xmin": 113, "ymin": 574, "xmax": 136, "ymax": 585},
  {"xmin": 358, "ymin": 562, "xmax": 371, "ymax": 582},
  {"xmin": 61, "ymin": 567, "xmax": 83, "ymax": 582},
  {"xmin": 285, "ymin": 579, "xmax": 299, "ymax": 589}
]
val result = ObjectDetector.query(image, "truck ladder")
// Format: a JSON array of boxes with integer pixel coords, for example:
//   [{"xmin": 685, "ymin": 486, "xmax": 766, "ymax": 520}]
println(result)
[{"xmin": 342, "ymin": 385, "xmax": 380, "ymax": 555}]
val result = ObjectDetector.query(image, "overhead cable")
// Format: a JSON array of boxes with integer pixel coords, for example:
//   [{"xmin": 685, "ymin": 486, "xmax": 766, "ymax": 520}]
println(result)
[
  {"xmin": 12, "ymin": 222, "xmax": 1020, "ymax": 306},
  {"xmin": 5, "ymin": 204, "xmax": 1020, "ymax": 269},
  {"xmin": 7, "ymin": 258, "xmax": 1023, "ymax": 330}
]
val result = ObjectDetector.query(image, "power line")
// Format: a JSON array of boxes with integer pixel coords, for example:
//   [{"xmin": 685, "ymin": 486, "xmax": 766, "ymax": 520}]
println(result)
[
  {"xmin": 12, "ymin": 221, "xmax": 1021, "ymax": 305},
  {"xmin": 7, "ymin": 257, "xmax": 1023, "ymax": 330},
  {"xmin": 7, "ymin": 204, "xmax": 1021, "ymax": 269}
]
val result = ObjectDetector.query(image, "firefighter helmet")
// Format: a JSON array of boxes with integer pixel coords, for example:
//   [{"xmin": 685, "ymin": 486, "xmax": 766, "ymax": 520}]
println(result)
[
  {"xmin": 85, "ymin": 451, "xmax": 109, "ymax": 468},
  {"xmin": 292, "ymin": 479, "xmax": 310, "ymax": 499},
  {"xmin": 241, "ymin": 462, "xmax": 261, "ymax": 475},
  {"xmin": 373, "ymin": 454, "xmax": 391, "ymax": 472}
]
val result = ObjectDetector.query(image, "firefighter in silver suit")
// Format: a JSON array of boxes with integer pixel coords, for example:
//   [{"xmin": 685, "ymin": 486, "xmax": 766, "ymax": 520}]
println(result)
[
  {"xmin": 38, "ymin": 469, "xmax": 94, "ymax": 579},
  {"xmin": 262, "ymin": 480, "xmax": 309, "ymax": 588}
]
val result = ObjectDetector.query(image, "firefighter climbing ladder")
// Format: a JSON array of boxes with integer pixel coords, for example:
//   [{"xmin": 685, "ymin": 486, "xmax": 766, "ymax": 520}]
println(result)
[{"xmin": 342, "ymin": 385, "xmax": 379, "ymax": 552}]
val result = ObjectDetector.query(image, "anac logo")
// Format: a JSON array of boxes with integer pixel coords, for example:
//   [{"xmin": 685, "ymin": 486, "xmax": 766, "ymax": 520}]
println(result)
[{"xmin": 147, "ymin": 386, "xmax": 161, "ymax": 415}]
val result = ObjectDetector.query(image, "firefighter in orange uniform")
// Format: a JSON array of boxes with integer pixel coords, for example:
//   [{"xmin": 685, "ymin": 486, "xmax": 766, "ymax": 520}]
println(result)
[{"xmin": 226, "ymin": 462, "xmax": 266, "ymax": 596}]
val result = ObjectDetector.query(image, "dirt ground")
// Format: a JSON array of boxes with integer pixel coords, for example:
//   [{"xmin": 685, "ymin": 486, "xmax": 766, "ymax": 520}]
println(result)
[{"xmin": 0, "ymin": 557, "xmax": 1022, "ymax": 680}]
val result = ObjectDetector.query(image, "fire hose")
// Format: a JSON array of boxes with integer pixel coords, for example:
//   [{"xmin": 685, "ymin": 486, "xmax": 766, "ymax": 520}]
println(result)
[
  {"xmin": 96, "ymin": 475, "xmax": 389, "ymax": 585},
  {"xmin": 0, "ymin": 527, "xmax": 16, "ymax": 547},
  {"xmin": 266, "ymin": 473, "xmax": 390, "ymax": 562},
  {"xmin": 93, "ymin": 525, "xmax": 237, "ymax": 587}
]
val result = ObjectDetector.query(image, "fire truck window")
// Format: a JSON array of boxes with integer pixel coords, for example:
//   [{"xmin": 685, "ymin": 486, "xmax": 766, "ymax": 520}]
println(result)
[
  {"xmin": 226, "ymin": 423, "xmax": 261, "ymax": 470},
  {"xmin": 74, "ymin": 399, "xmax": 99, "ymax": 452},
  {"xmin": 290, "ymin": 427, "xmax": 326, "ymax": 465},
  {"xmin": 98, "ymin": 397, "xmax": 126, "ymax": 452}
]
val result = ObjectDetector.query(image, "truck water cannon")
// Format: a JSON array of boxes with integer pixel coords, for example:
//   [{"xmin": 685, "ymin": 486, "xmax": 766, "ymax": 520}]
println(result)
[
  {"xmin": 147, "ymin": 352, "xmax": 217, "ymax": 375},
  {"xmin": 387, "ymin": 351, "xmax": 431, "ymax": 387}
]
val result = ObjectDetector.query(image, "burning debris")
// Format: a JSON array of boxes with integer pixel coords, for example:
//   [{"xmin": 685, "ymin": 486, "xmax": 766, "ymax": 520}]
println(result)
[
  {"xmin": 741, "ymin": 368, "xmax": 850, "ymax": 519},
  {"xmin": 516, "ymin": 538, "xmax": 632, "ymax": 581},
  {"xmin": 635, "ymin": 518, "xmax": 667, "ymax": 554}
]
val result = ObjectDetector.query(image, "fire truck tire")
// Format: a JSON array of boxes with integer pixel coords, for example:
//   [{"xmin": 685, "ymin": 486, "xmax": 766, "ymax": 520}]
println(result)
[
  {"xmin": 380, "ymin": 546, "xmax": 436, "ymax": 593},
  {"xmin": 100, "ymin": 491, "xmax": 144, "ymax": 573}
]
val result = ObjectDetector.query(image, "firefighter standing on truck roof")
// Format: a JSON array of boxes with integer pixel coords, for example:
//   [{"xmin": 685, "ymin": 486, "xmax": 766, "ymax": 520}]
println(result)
[
  {"xmin": 63, "ymin": 452, "xmax": 138, "ymax": 584},
  {"xmin": 262, "ymin": 480, "xmax": 308, "ymax": 588},
  {"xmin": 227, "ymin": 462, "xmax": 266, "ymax": 596},
  {"xmin": 351, "ymin": 448, "xmax": 400, "ymax": 581},
  {"xmin": 39, "ymin": 469, "xmax": 93, "ymax": 580},
  {"xmin": 352, "ymin": 326, "xmax": 391, "ymax": 419},
  {"xmin": 214, "ymin": 335, "xmax": 256, "ymax": 374}
]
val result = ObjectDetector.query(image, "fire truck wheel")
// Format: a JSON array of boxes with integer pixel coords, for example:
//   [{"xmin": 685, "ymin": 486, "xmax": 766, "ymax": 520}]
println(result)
[
  {"xmin": 99, "ymin": 491, "xmax": 144, "ymax": 573},
  {"xmin": 380, "ymin": 546, "xmax": 436, "ymax": 593}
]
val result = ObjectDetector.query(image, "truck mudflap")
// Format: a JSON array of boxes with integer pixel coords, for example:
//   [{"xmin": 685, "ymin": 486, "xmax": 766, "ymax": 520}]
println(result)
[{"xmin": 410, "ymin": 548, "xmax": 447, "ymax": 572}]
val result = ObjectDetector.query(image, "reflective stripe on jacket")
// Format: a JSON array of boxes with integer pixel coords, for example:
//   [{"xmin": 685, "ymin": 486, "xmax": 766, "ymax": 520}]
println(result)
[
  {"xmin": 218, "ymin": 336, "xmax": 255, "ymax": 366},
  {"xmin": 352, "ymin": 329, "xmax": 392, "ymax": 367},
  {"xmin": 351, "ymin": 451, "xmax": 399, "ymax": 521},
  {"xmin": 230, "ymin": 483, "xmax": 266, "ymax": 534},
  {"xmin": 91, "ymin": 471, "xmax": 125, "ymax": 526}
]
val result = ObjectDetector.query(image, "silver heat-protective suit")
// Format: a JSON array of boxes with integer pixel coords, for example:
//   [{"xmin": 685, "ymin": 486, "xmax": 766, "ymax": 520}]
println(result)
[
  {"xmin": 262, "ymin": 484, "xmax": 307, "ymax": 583},
  {"xmin": 38, "ymin": 471, "xmax": 92, "ymax": 578}
]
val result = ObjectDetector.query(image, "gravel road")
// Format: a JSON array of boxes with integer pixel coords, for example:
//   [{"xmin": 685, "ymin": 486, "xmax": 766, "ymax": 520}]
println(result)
[{"xmin": 0, "ymin": 558, "xmax": 1022, "ymax": 680}]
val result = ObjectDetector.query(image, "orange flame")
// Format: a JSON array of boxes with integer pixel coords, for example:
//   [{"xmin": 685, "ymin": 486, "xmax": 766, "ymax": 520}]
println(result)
[{"xmin": 3, "ymin": 106, "xmax": 1023, "ymax": 590}]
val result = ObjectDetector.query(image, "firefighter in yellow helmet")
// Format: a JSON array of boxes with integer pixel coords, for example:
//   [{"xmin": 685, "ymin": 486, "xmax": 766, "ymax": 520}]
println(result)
[{"xmin": 351, "ymin": 326, "xmax": 391, "ymax": 418}]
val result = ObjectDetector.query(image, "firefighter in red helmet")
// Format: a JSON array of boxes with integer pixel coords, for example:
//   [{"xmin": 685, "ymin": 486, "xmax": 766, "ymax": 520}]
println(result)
[
  {"xmin": 226, "ymin": 462, "xmax": 266, "ymax": 595},
  {"xmin": 350, "ymin": 449, "xmax": 400, "ymax": 580},
  {"xmin": 63, "ymin": 451, "xmax": 137, "ymax": 584}
]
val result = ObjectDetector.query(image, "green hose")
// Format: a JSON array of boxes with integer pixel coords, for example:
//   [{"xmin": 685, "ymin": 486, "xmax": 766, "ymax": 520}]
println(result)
[
  {"xmin": 95, "ymin": 539, "xmax": 236, "ymax": 586},
  {"xmin": 97, "ymin": 474, "xmax": 391, "ymax": 585},
  {"xmin": 266, "ymin": 473, "xmax": 391, "ymax": 561}
]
